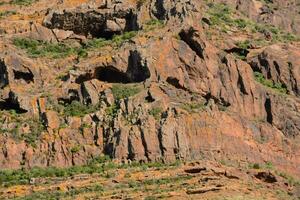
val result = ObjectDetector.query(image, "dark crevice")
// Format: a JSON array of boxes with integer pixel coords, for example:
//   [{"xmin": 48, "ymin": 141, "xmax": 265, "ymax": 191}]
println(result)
[
  {"xmin": 288, "ymin": 62, "xmax": 298, "ymax": 95},
  {"xmin": 258, "ymin": 56, "xmax": 272, "ymax": 79},
  {"xmin": 96, "ymin": 66, "xmax": 130, "ymax": 83},
  {"xmin": 140, "ymin": 130, "xmax": 150, "ymax": 161},
  {"xmin": 13, "ymin": 70, "xmax": 34, "ymax": 83},
  {"xmin": 0, "ymin": 60, "xmax": 8, "ymax": 88},
  {"xmin": 145, "ymin": 91, "xmax": 155, "ymax": 103},
  {"xmin": 179, "ymin": 28, "xmax": 205, "ymax": 59},
  {"xmin": 153, "ymin": 0, "xmax": 167, "ymax": 20},
  {"xmin": 204, "ymin": 93, "xmax": 231, "ymax": 107},
  {"xmin": 0, "ymin": 99, "xmax": 27, "ymax": 114},
  {"xmin": 95, "ymin": 51, "xmax": 150, "ymax": 84},
  {"xmin": 127, "ymin": 136, "xmax": 135, "ymax": 161},
  {"xmin": 273, "ymin": 61, "xmax": 281, "ymax": 77},
  {"xmin": 225, "ymin": 48, "xmax": 249, "ymax": 60},
  {"xmin": 237, "ymin": 73, "xmax": 248, "ymax": 95},
  {"xmin": 166, "ymin": 77, "xmax": 186, "ymax": 90},
  {"xmin": 57, "ymin": 89, "xmax": 80, "ymax": 105},
  {"xmin": 75, "ymin": 73, "xmax": 93, "ymax": 84},
  {"xmin": 264, "ymin": 97, "xmax": 273, "ymax": 124},
  {"xmin": 126, "ymin": 50, "xmax": 150, "ymax": 82}
]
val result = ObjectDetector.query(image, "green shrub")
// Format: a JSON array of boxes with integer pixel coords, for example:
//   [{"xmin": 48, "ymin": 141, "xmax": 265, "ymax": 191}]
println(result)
[
  {"xmin": 254, "ymin": 72, "xmax": 287, "ymax": 94},
  {"xmin": 105, "ymin": 103, "xmax": 119, "ymax": 119},
  {"xmin": 0, "ymin": 10, "xmax": 17, "ymax": 18},
  {"xmin": 112, "ymin": 31, "xmax": 137, "ymax": 46},
  {"xmin": 13, "ymin": 38, "xmax": 79, "ymax": 58},
  {"xmin": 62, "ymin": 101, "xmax": 100, "ymax": 117},
  {"xmin": 0, "ymin": 157, "xmax": 180, "ymax": 187},
  {"xmin": 148, "ymin": 107, "xmax": 163, "ymax": 120},
  {"xmin": 84, "ymin": 38, "xmax": 111, "ymax": 49},
  {"xmin": 143, "ymin": 19, "xmax": 164, "ymax": 31},
  {"xmin": 111, "ymin": 84, "xmax": 141, "ymax": 100},
  {"xmin": 10, "ymin": 0, "xmax": 37, "ymax": 6},
  {"xmin": 181, "ymin": 102, "xmax": 205, "ymax": 113},
  {"xmin": 70, "ymin": 145, "xmax": 81, "ymax": 154},
  {"xmin": 249, "ymin": 163, "xmax": 260, "ymax": 169}
]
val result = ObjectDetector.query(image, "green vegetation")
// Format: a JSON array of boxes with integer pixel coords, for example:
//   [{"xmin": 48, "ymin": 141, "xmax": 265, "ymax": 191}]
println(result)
[
  {"xmin": 13, "ymin": 38, "xmax": 82, "ymax": 59},
  {"xmin": 13, "ymin": 31, "xmax": 138, "ymax": 59},
  {"xmin": 181, "ymin": 102, "xmax": 206, "ymax": 113},
  {"xmin": 62, "ymin": 101, "xmax": 100, "ymax": 117},
  {"xmin": 248, "ymin": 163, "xmax": 261, "ymax": 169},
  {"xmin": 148, "ymin": 107, "xmax": 163, "ymax": 120},
  {"xmin": 205, "ymin": 1, "xmax": 299, "ymax": 45},
  {"xmin": 0, "ymin": 111, "xmax": 45, "ymax": 148},
  {"xmin": 111, "ymin": 31, "xmax": 137, "ymax": 46},
  {"xmin": 0, "ymin": 155, "xmax": 181, "ymax": 187},
  {"xmin": 111, "ymin": 84, "xmax": 142, "ymax": 100},
  {"xmin": 84, "ymin": 31, "xmax": 137, "ymax": 49},
  {"xmin": 14, "ymin": 184, "xmax": 104, "ymax": 200},
  {"xmin": 143, "ymin": 19, "xmax": 164, "ymax": 31},
  {"xmin": 275, "ymin": 171, "xmax": 300, "ymax": 187},
  {"xmin": 0, "ymin": 10, "xmax": 17, "ymax": 18},
  {"xmin": 206, "ymin": 2, "xmax": 249, "ymax": 30},
  {"xmin": 9, "ymin": 0, "xmax": 37, "ymax": 6},
  {"xmin": 70, "ymin": 145, "xmax": 81, "ymax": 154},
  {"xmin": 248, "ymin": 161, "xmax": 274, "ymax": 170},
  {"xmin": 126, "ymin": 175, "xmax": 193, "ymax": 189},
  {"xmin": 105, "ymin": 103, "xmax": 119, "ymax": 119},
  {"xmin": 254, "ymin": 72, "xmax": 287, "ymax": 94}
]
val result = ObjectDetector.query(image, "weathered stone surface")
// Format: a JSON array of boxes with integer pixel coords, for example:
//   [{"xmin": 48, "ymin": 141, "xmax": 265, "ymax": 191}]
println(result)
[
  {"xmin": 249, "ymin": 44, "xmax": 300, "ymax": 97},
  {"xmin": 0, "ymin": 0, "xmax": 299, "ymax": 180}
]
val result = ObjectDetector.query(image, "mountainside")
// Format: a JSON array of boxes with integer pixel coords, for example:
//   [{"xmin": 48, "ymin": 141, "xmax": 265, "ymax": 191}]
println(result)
[{"xmin": 0, "ymin": 0, "xmax": 300, "ymax": 199}]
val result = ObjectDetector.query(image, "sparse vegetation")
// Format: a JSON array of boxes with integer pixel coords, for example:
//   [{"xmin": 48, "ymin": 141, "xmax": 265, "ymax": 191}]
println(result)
[
  {"xmin": 14, "ymin": 184, "xmax": 104, "ymax": 200},
  {"xmin": 9, "ymin": 0, "xmax": 37, "ymax": 6},
  {"xmin": 143, "ymin": 19, "xmax": 164, "ymax": 31},
  {"xmin": 148, "ymin": 107, "xmax": 163, "ymax": 120},
  {"xmin": 254, "ymin": 72, "xmax": 287, "ymax": 94},
  {"xmin": 14, "ymin": 31, "xmax": 138, "ymax": 58},
  {"xmin": 111, "ymin": 84, "xmax": 142, "ymax": 100},
  {"xmin": 205, "ymin": 1, "xmax": 299, "ymax": 48},
  {"xmin": 0, "ymin": 111, "xmax": 45, "ymax": 148},
  {"xmin": 0, "ymin": 156, "xmax": 181, "ymax": 187},
  {"xmin": 62, "ymin": 101, "xmax": 100, "ymax": 117},
  {"xmin": 13, "ymin": 38, "xmax": 81, "ymax": 59},
  {"xmin": 0, "ymin": 10, "xmax": 17, "ymax": 18},
  {"xmin": 105, "ymin": 103, "xmax": 119, "ymax": 119},
  {"xmin": 181, "ymin": 102, "xmax": 206, "ymax": 113}
]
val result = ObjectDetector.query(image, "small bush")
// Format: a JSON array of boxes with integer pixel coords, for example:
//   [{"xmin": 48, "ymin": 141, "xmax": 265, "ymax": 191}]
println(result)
[
  {"xmin": 111, "ymin": 84, "xmax": 141, "ymax": 100},
  {"xmin": 105, "ymin": 103, "xmax": 119, "ymax": 119},
  {"xmin": 148, "ymin": 107, "xmax": 163, "ymax": 120},
  {"xmin": 10, "ymin": 0, "xmax": 36, "ymax": 6},
  {"xmin": 254, "ymin": 72, "xmax": 287, "ymax": 94},
  {"xmin": 249, "ymin": 163, "xmax": 260, "ymax": 169},
  {"xmin": 84, "ymin": 38, "xmax": 111, "ymax": 49},
  {"xmin": 0, "ymin": 10, "xmax": 17, "ymax": 18},
  {"xmin": 70, "ymin": 145, "xmax": 81, "ymax": 154},
  {"xmin": 63, "ymin": 101, "xmax": 100, "ymax": 117},
  {"xmin": 181, "ymin": 102, "xmax": 205, "ymax": 113},
  {"xmin": 112, "ymin": 31, "xmax": 137, "ymax": 46},
  {"xmin": 13, "ymin": 38, "xmax": 84, "ymax": 58}
]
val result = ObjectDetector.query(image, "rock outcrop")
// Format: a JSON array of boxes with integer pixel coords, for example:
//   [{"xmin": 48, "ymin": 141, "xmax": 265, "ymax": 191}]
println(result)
[{"xmin": 0, "ymin": 0, "xmax": 299, "ymax": 179}]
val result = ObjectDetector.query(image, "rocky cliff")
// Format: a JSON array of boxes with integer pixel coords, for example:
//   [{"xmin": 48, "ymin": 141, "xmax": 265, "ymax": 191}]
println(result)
[{"xmin": 0, "ymin": 0, "xmax": 299, "ymax": 180}]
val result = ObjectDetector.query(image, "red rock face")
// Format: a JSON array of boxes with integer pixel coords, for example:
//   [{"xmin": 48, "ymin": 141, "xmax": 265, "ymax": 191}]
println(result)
[{"xmin": 0, "ymin": 0, "xmax": 299, "ymax": 178}]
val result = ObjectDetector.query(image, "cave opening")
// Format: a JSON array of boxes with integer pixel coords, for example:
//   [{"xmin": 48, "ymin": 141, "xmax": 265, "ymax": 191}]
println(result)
[
  {"xmin": 96, "ymin": 66, "xmax": 130, "ymax": 83},
  {"xmin": 13, "ymin": 70, "xmax": 34, "ymax": 83},
  {"xmin": 0, "ymin": 99, "xmax": 27, "ymax": 114},
  {"xmin": 127, "ymin": 50, "xmax": 151, "ymax": 82}
]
